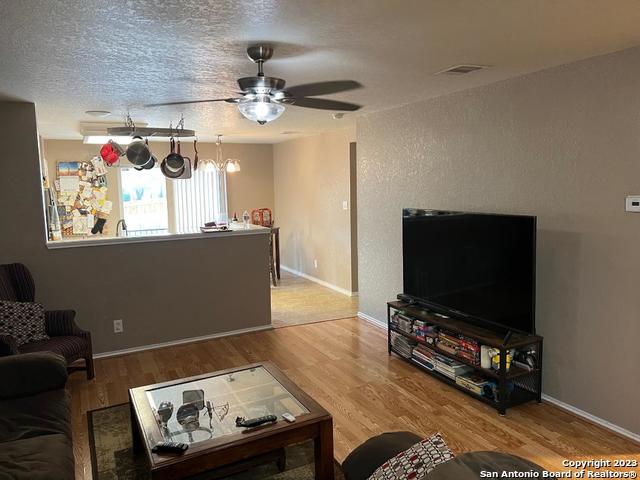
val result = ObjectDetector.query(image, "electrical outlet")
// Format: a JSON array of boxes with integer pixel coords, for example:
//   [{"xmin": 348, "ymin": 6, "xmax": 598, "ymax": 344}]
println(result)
[
  {"xmin": 113, "ymin": 319, "xmax": 123, "ymax": 333},
  {"xmin": 314, "ymin": 259, "xmax": 318, "ymax": 269},
  {"xmin": 625, "ymin": 195, "xmax": 640, "ymax": 212},
  {"xmin": 342, "ymin": 200, "xmax": 348, "ymax": 210}
]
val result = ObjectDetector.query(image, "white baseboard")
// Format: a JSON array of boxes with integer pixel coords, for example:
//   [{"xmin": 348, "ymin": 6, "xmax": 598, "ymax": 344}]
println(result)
[
  {"xmin": 357, "ymin": 311, "xmax": 639, "ymax": 443},
  {"xmin": 93, "ymin": 324, "xmax": 273, "ymax": 359},
  {"xmin": 280, "ymin": 265, "xmax": 357, "ymax": 297},
  {"xmin": 541, "ymin": 394, "xmax": 640, "ymax": 443},
  {"xmin": 357, "ymin": 311, "xmax": 387, "ymax": 329}
]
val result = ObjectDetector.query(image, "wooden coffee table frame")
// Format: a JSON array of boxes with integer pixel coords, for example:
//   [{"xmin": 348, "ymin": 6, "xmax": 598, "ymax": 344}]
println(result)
[{"xmin": 129, "ymin": 362, "xmax": 334, "ymax": 480}]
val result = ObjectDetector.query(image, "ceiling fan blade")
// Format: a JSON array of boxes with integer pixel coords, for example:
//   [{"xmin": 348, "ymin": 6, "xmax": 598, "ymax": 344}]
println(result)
[
  {"xmin": 145, "ymin": 98, "xmax": 239, "ymax": 107},
  {"xmin": 284, "ymin": 80, "xmax": 362, "ymax": 98},
  {"xmin": 291, "ymin": 97, "xmax": 361, "ymax": 111}
]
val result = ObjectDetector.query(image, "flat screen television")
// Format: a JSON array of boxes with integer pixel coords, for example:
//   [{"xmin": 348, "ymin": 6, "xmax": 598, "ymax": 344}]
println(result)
[{"xmin": 402, "ymin": 209, "xmax": 536, "ymax": 334}]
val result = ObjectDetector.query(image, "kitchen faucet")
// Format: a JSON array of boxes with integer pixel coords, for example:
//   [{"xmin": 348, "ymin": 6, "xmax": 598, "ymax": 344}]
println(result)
[{"xmin": 116, "ymin": 219, "xmax": 128, "ymax": 237}]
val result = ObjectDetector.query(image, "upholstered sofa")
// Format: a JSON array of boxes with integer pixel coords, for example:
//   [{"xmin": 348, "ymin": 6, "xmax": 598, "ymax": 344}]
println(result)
[
  {"xmin": 0, "ymin": 352, "xmax": 74, "ymax": 479},
  {"xmin": 342, "ymin": 431, "xmax": 545, "ymax": 480}
]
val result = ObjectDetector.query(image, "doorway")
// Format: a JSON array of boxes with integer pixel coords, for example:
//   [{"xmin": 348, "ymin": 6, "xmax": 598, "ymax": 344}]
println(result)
[{"xmin": 270, "ymin": 139, "xmax": 359, "ymax": 328}]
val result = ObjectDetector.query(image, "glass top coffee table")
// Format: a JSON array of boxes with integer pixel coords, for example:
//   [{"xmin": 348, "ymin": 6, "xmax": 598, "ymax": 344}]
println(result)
[{"xmin": 129, "ymin": 362, "xmax": 333, "ymax": 479}]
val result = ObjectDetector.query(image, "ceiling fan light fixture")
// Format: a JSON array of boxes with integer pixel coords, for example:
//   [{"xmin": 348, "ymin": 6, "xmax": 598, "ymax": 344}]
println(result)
[
  {"xmin": 237, "ymin": 95, "xmax": 285, "ymax": 125},
  {"xmin": 146, "ymin": 46, "xmax": 362, "ymax": 122}
]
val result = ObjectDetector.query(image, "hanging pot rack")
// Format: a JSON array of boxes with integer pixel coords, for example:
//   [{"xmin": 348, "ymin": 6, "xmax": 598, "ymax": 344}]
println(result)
[
  {"xmin": 106, "ymin": 114, "xmax": 196, "ymax": 139},
  {"xmin": 106, "ymin": 126, "xmax": 196, "ymax": 138},
  {"xmin": 101, "ymin": 115, "xmax": 198, "ymax": 172}
]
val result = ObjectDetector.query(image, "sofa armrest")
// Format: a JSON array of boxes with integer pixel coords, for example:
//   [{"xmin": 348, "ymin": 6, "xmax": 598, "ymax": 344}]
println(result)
[
  {"xmin": 0, "ymin": 334, "xmax": 19, "ymax": 356},
  {"xmin": 343, "ymin": 432, "xmax": 423, "ymax": 480},
  {"xmin": 425, "ymin": 451, "xmax": 545, "ymax": 480},
  {"xmin": 45, "ymin": 309, "xmax": 86, "ymax": 337},
  {"xmin": 0, "ymin": 352, "xmax": 68, "ymax": 399}
]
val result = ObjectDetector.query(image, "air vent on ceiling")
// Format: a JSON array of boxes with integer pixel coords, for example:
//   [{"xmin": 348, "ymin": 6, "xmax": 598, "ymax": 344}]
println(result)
[{"xmin": 435, "ymin": 64, "xmax": 488, "ymax": 75}]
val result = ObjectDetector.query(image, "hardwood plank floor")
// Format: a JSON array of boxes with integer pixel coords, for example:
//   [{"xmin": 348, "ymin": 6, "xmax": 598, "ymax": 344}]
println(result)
[{"xmin": 68, "ymin": 317, "xmax": 639, "ymax": 479}]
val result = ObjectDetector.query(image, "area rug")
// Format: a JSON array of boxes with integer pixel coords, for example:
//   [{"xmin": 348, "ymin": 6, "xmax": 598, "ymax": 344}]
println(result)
[{"xmin": 88, "ymin": 403, "xmax": 345, "ymax": 480}]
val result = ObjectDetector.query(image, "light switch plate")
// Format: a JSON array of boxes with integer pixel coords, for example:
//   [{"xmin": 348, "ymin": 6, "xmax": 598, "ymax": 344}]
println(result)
[
  {"xmin": 342, "ymin": 200, "xmax": 348, "ymax": 210},
  {"xmin": 625, "ymin": 196, "xmax": 640, "ymax": 212}
]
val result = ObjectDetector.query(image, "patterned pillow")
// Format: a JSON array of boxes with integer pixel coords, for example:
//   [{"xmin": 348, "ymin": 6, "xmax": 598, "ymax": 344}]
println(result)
[
  {"xmin": 0, "ymin": 300, "xmax": 49, "ymax": 346},
  {"xmin": 367, "ymin": 433, "xmax": 454, "ymax": 480}
]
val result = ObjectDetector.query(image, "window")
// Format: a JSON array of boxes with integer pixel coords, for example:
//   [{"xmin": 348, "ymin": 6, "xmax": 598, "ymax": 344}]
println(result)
[
  {"xmin": 120, "ymin": 167, "xmax": 169, "ymax": 236},
  {"xmin": 119, "ymin": 167, "xmax": 228, "ymax": 236}
]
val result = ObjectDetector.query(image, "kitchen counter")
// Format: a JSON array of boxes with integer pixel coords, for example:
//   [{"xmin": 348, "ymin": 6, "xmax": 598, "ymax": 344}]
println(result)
[{"xmin": 46, "ymin": 223, "xmax": 269, "ymax": 249}]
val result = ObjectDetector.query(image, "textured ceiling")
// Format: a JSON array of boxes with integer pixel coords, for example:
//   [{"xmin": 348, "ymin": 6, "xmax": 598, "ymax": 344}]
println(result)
[{"xmin": 1, "ymin": 0, "xmax": 640, "ymax": 143}]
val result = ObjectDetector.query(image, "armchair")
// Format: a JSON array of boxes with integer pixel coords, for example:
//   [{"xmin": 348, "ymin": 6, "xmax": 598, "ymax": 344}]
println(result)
[{"xmin": 0, "ymin": 263, "xmax": 94, "ymax": 379}]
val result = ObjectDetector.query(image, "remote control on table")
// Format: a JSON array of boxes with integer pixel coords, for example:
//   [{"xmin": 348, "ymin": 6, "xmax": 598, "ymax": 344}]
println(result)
[
  {"xmin": 235, "ymin": 415, "xmax": 278, "ymax": 428},
  {"xmin": 152, "ymin": 441, "xmax": 189, "ymax": 454},
  {"xmin": 282, "ymin": 413, "xmax": 296, "ymax": 423}
]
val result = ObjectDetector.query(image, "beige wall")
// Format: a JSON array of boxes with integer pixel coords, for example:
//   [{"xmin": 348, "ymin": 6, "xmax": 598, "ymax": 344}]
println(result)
[
  {"xmin": 273, "ymin": 128, "xmax": 356, "ymax": 293},
  {"xmin": 1, "ymin": 103, "xmax": 271, "ymax": 354},
  {"xmin": 356, "ymin": 46, "xmax": 640, "ymax": 434},
  {"xmin": 42, "ymin": 140, "xmax": 274, "ymax": 235}
]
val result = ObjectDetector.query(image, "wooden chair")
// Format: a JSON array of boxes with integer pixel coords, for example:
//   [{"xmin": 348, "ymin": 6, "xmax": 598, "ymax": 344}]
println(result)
[
  {"xmin": 251, "ymin": 208, "xmax": 277, "ymax": 286},
  {"xmin": 251, "ymin": 208, "xmax": 273, "ymax": 227}
]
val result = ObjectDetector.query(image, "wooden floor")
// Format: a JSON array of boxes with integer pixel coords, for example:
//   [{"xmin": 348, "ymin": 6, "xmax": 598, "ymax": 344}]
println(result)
[
  {"xmin": 271, "ymin": 271, "xmax": 358, "ymax": 327},
  {"xmin": 68, "ymin": 317, "xmax": 639, "ymax": 479}
]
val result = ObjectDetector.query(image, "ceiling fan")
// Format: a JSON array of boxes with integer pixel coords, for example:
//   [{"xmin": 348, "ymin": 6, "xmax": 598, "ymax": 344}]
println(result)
[{"xmin": 145, "ymin": 45, "xmax": 363, "ymax": 125}]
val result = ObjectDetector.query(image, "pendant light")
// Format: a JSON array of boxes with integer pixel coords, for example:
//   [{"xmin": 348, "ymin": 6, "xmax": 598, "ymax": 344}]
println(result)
[{"xmin": 201, "ymin": 136, "xmax": 241, "ymax": 173}]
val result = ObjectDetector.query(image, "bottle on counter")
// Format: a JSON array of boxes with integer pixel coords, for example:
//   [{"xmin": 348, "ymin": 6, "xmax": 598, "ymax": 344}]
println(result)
[
  {"xmin": 232, "ymin": 211, "xmax": 239, "ymax": 222},
  {"xmin": 242, "ymin": 210, "xmax": 250, "ymax": 229}
]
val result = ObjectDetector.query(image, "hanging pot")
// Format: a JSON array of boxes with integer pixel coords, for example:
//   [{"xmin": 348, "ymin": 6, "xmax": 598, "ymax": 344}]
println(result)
[
  {"xmin": 175, "ymin": 137, "xmax": 193, "ymax": 179},
  {"xmin": 161, "ymin": 137, "xmax": 186, "ymax": 178},
  {"xmin": 100, "ymin": 140, "xmax": 125, "ymax": 166},
  {"xmin": 133, "ymin": 138, "xmax": 156, "ymax": 171},
  {"xmin": 127, "ymin": 136, "xmax": 154, "ymax": 169}
]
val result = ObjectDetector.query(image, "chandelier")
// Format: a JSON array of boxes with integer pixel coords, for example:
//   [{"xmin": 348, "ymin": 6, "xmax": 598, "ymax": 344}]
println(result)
[{"xmin": 201, "ymin": 136, "xmax": 241, "ymax": 173}]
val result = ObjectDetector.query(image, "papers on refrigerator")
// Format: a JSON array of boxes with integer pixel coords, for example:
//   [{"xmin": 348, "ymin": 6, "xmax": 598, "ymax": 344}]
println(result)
[{"xmin": 59, "ymin": 176, "xmax": 80, "ymax": 192}]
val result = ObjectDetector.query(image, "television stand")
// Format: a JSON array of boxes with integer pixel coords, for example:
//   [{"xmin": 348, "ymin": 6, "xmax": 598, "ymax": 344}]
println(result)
[
  {"xmin": 396, "ymin": 293, "xmax": 418, "ymax": 305},
  {"xmin": 387, "ymin": 301, "xmax": 543, "ymax": 415}
]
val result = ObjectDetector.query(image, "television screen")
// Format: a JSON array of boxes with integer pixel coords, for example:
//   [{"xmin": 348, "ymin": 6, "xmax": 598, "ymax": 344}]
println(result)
[{"xmin": 402, "ymin": 209, "xmax": 536, "ymax": 334}]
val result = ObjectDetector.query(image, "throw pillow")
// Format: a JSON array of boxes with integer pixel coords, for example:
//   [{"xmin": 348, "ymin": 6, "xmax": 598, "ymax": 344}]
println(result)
[
  {"xmin": 367, "ymin": 433, "xmax": 454, "ymax": 480},
  {"xmin": 0, "ymin": 300, "xmax": 49, "ymax": 346}
]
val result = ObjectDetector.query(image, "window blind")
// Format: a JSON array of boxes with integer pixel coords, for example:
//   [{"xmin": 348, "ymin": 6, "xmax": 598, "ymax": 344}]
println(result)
[{"xmin": 173, "ymin": 169, "xmax": 228, "ymax": 232}]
